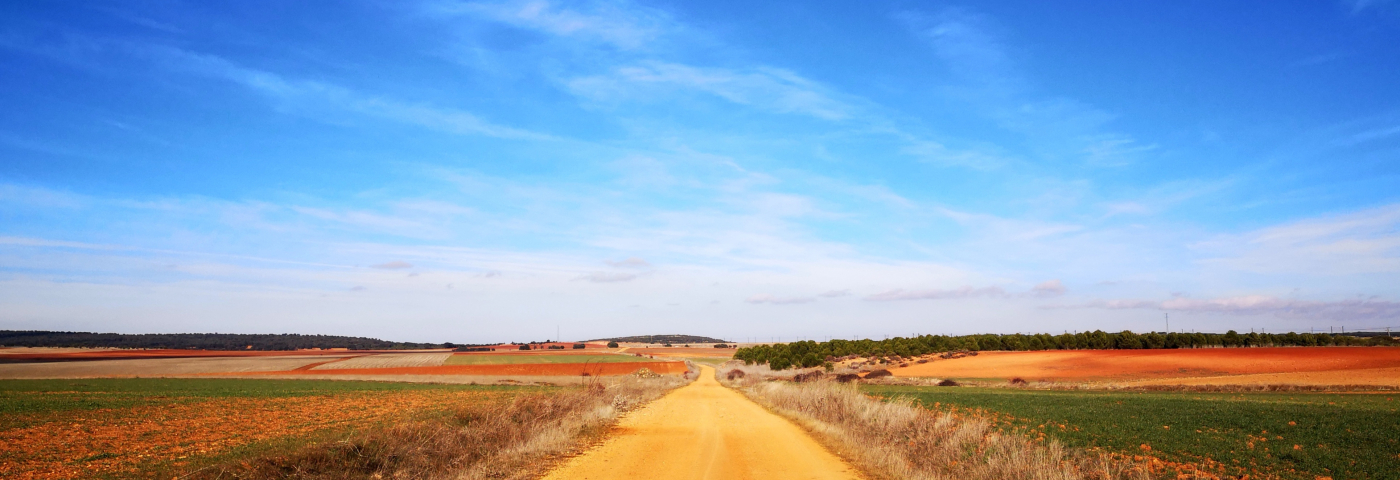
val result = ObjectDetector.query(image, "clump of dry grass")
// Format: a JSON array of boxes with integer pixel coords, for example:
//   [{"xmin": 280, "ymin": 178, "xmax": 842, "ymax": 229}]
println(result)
[
  {"xmin": 186, "ymin": 371, "xmax": 691, "ymax": 480},
  {"xmin": 726, "ymin": 374, "xmax": 1150, "ymax": 480}
]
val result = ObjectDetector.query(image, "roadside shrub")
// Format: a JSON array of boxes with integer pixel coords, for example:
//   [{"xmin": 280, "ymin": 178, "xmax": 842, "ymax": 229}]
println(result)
[
  {"xmin": 793, "ymin": 371, "xmax": 825, "ymax": 383},
  {"xmin": 736, "ymin": 380, "xmax": 1146, "ymax": 480},
  {"xmin": 606, "ymin": 341, "xmax": 619, "ymax": 348},
  {"xmin": 833, "ymin": 373, "xmax": 861, "ymax": 383},
  {"xmin": 726, "ymin": 369, "xmax": 747, "ymax": 380},
  {"xmin": 937, "ymin": 379, "xmax": 959, "ymax": 387},
  {"xmin": 1009, "ymin": 377, "xmax": 1028, "ymax": 385},
  {"xmin": 864, "ymin": 369, "xmax": 893, "ymax": 379},
  {"xmin": 190, "ymin": 376, "xmax": 689, "ymax": 480}
]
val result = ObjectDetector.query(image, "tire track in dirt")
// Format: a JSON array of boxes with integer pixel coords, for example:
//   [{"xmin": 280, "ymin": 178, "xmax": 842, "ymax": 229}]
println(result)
[{"xmin": 540, "ymin": 365, "xmax": 862, "ymax": 480}]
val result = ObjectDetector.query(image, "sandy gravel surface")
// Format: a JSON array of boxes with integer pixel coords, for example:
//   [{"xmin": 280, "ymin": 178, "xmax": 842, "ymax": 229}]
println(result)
[
  {"xmin": 890, "ymin": 347, "xmax": 1400, "ymax": 385},
  {"xmin": 541, "ymin": 366, "xmax": 862, "ymax": 480},
  {"xmin": 0, "ymin": 356, "xmax": 337, "ymax": 378}
]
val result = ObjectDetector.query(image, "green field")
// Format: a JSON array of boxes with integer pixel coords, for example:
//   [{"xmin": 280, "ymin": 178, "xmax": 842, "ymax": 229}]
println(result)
[
  {"xmin": 444, "ymin": 353, "xmax": 654, "ymax": 365},
  {"xmin": 865, "ymin": 385, "xmax": 1400, "ymax": 480}
]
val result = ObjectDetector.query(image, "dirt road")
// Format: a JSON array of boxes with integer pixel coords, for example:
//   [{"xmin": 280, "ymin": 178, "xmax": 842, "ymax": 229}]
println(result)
[{"xmin": 541, "ymin": 365, "xmax": 862, "ymax": 480}]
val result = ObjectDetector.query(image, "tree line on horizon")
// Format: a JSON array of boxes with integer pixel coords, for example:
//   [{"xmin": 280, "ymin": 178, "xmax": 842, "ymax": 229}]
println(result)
[
  {"xmin": 735, "ymin": 330, "xmax": 1399, "ymax": 370},
  {"xmin": 0, "ymin": 330, "xmax": 455, "ymax": 351}
]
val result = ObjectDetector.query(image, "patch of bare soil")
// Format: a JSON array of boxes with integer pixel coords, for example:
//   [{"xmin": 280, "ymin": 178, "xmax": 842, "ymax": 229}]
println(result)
[{"xmin": 890, "ymin": 347, "xmax": 1400, "ymax": 386}]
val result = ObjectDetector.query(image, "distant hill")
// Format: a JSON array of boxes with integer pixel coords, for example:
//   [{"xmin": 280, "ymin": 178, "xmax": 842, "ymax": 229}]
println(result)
[
  {"xmin": 588, "ymin": 334, "xmax": 730, "ymax": 344},
  {"xmin": 0, "ymin": 330, "xmax": 454, "ymax": 351}
]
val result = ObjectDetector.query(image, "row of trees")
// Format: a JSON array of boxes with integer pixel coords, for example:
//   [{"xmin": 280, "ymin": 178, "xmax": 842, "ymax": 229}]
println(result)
[
  {"xmin": 734, "ymin": 330, "xmax": 1397, "ymax": 370},
  {"xmin": 0, "ymin": 331, "xmax": 449, "ymax": 351}
]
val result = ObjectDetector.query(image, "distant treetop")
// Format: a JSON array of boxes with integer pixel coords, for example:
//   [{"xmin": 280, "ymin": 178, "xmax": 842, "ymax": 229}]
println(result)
[
  {"xmin": 0, "ymin": 330, "xmax": 456, "ymax": 351},
  {"xmin": 588, "ymin": 334, "xmax": 730, "ymax": 344}
]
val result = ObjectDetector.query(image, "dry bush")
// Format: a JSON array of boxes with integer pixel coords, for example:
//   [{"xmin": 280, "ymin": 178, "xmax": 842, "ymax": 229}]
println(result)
[
  {"xmin": 186, "ymin": 374, "xmax": 689, "ymax": 480},
  {"xmin": 865, "ymin": 369, "xmax": 893, "ymax": 379},
  {"xmin": 730, "ymin": 379, "xmax": 1151, "ymax": 480}
]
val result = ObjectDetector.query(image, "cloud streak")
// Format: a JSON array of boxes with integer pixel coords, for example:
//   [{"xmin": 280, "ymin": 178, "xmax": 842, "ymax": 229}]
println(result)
[
  {"xmin": 576, "ymin": 271, "xmax": 637, "ymax": 283},
  {"xmin": 568, "ymin": 62, "xmax": 854, "ymax": 120},
  {"xmin": 438, "ymin": 0, "xmax": 675, "ymax": 50},
  {"xmin": 746, "ymin": 294, "xmax": 816, "ymax": 305},
  {"xmin": 1055, "ymin": 295, "xmax": 1400, "ymax": 321}
]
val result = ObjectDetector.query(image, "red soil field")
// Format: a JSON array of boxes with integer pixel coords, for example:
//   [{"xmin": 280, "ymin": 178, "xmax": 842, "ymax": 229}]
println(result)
[
  {"xmin": 450, "ymin": 350, "xmax": 629, "ymax": 357},
  {"xmin": 889, "ymin": 347, "xmax": 1400, "ymax": 385},
  {"xmin": 236, "ymin": 361, "xmax": 688, "ymax": 377}
]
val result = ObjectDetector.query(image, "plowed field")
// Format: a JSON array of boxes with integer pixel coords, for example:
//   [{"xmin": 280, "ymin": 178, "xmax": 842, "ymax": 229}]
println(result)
[
  {"xmin": 309, "ymin": 352, "xmax": 452, "ymax": 370},
  {"xmin": 0, "ymin": 356, "xmax": 336, "ymax": 379},
  {"xmin": 263, "ymin": 361, "xmax": 688, "ymax": 377},
  {"xmin": 889, "ymin": 347, "xmax": 1400, "ymax": 385},
  {"xmin": 445, "ymin": 353, "xmax": 652, "ymax": 365},
  {"xmin": 624, "ymin": 347, "xmax": 736, "ymax": 359},
  {"xmin": 0, "ymin": 378, "xmax": 518, "ymax": 480}
]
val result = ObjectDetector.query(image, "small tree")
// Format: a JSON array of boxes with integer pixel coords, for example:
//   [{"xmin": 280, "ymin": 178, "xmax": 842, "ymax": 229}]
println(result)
[
  {"xmin": 607, "ymin": 341, "xmax": 619, "ymax": 348},
  {"xmin": 519, "ymin": 344, "xmax": 531, "ymax": 351}
]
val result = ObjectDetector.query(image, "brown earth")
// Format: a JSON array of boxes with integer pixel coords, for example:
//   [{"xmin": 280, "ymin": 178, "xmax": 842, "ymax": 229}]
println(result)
[
  {"xmin": 889, "ymin": 347, "xmax": 1400, "ymax": 385},
  {"xmin": 236, "ymin": 361, "xmax": 689, "ymax": 377},
  {"xmin": 0, "ymin": 390, "xmax": 502, "ymax": 480},
  {"xmin": 625, "ymin": 347, "xmax": 736, "ymax": 359},
  {"xmin": 0, "ymin": 349, "xmax": 682, "ymax": 379},
  {"xmin": 0, "ymin": 356, "xmax": 341, "ymax": 379},
  {"xmin": 0, "ymin": 349, "xmax": 444, "ymax": 362},
  {"xmin": 540, "ymin": 366, "xmax": 862, "ymax": 480},
  {"xmin": 307, "ymin": 352, "xmax": 452, "ymax": 370}
]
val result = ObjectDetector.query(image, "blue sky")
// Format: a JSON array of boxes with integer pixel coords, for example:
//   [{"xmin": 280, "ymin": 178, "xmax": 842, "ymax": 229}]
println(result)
[{"xmin": 2, "ymin": 1, "xmax": 1398, "ymax": 343}]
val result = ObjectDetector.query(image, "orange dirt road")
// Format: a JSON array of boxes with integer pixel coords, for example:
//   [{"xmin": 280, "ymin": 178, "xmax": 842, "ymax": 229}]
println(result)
[{"xmin": 541, "ymin": 366, "xmax": 862, "ymax": 480}]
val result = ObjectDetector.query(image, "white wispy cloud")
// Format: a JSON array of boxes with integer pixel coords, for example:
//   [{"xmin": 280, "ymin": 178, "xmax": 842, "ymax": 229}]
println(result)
[
  {"xmin": 576, "ymin": 271, "xmax": 638, "ymax": 283},
  {"xmin": 1055, "ymin": 295, "xmax": 1400, "ymax": 321},
  {"xmin": 605, "ymin": 257, "xmax": 651, "ymax": 268},
  {"xmin": 568, "ymin": 62, "xmax": 854, "ymax": 120},
  {"xmin": 866, "ymin": 286, "xmax": 1008, "ymax": 301},
  {"xmin": 899, "ymin": 140, "xmax": 1009, "ymax": 170},
  {"xmin": 745, "ymin": 294, "xmax": 815, "ymax": 305},
  {"xmin": 900, "ymin": 7, "xmax": 1154, "ymax": 168},
  {"xmin": 371, "ymin": 261, "xmax": 414, "ymax": 269},
  {"xmin": 1346, "ymin": 0, "xmax": 1394, "ymax": 13},
  {"xmin": 435, "ymin": 0, "xmax": 675, "ymax": 50},
  {"xmin": 1197, "ymin": 203, "xmax": 1400, "ymax": 275},
  {"xmin": 136, "ymin": 44, "xmax": 550, "ymax": 140},
  {"xmin": 1031, "ymin": 279, "xmax": 1066, "ymax": 297}
]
